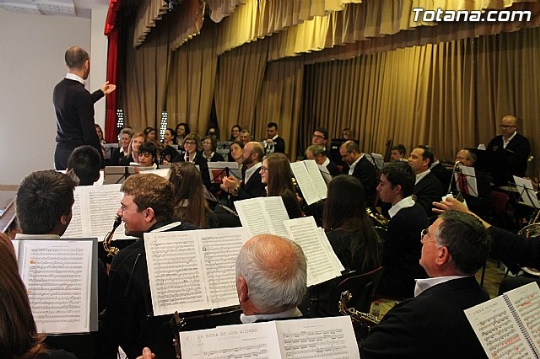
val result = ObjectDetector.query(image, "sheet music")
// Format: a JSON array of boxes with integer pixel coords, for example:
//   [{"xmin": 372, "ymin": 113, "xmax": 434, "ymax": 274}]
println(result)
[
  {"xmin": 144, "ymin": 228, "xmax": 250, "ymax": 315},
  {"xmin": 61, "ymin": 184, "xmax": 134, "ymax": 241},
  {"xmin": 283, "ymin": 217, "xmax": 343, "ymax": 287},
  {"xmin": 504, "ymin": 283, "xmax": 540, "ymax": 353},
  {"xmin": 290, "ymin": 161, "xmax": 322, "ymax": 206},
  {"xmin": 139, "ymin": 168, "xmax": 170, "ymax": 177},
  {"xmin": 234, "ymin": 197, "xmax": 291, "ymax": 238},
  {"xmin": 180, "ymin": 317, "xmax": 359, "ymax": 359},
  {"xmin": 304, "ymin": 159, "xmax": 328, "ymax": 200},
  {"xmin": 180, "ymin": 322, "xmax": 282, "ymax": 358},
  {"xmin": 513, "ymin": 176, "xmax": 540, "ymax": 209},
  {"xmin": 208, "ymin": 162, "xmax": 241, "ymax": 183},
  {"xmin": 17, "ymin": 239, "xmax": 95, "ymax": 334},
  {"xmin": 465, "ymin": 282, "xmax": 540, "ymax": 358},
  {"xmin": 275, "ymin": 316, "xmax": 360, "ymax": 359}
]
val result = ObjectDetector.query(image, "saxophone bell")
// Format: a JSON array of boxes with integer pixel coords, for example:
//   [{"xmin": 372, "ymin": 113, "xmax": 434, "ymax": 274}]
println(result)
[{"xmin": 103, "ymin": 215, "xmax": 122, "ymax": 257}]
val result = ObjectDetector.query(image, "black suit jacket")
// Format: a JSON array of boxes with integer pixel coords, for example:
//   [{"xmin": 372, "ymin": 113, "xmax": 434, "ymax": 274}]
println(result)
[
  {"xmin": 237, "ymin": 168, "xmax": 267, "ymax": 200},
  {"xmin": 376, "ymin": 203, "xmax": 429, "ymax": 299},
  {"xmin": 413, "ymin": 172, "xmax": 444, "ymax": 216},
  {"xmin": 273, "ymin": 136, "xmax": 286, "ymax": 153},
  {"xmin": 341, "ymin": 156, "xmax": 377, "ymax": 206},
  {"xmin": 326, "ymin": 160, "xmax": 341, "ymax": 177},
  {"xmin": 487, "ymin": 133, "xmax": 530, "ymax": 186},
  {"xmin": 362, "ymin": 276, "xmax": 488, "ymax": 359},
  {"xmin": 430, "ymin": 162, "xmax": 451, "ymax": 192},
  {"xmin": 489, "ymin": 226, "xmax": 540, "ymax": 270}
]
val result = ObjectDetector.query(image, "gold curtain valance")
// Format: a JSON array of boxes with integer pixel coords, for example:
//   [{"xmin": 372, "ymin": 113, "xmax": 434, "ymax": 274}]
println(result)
[{"xmin": 133, "ymin": 0, "xmax": 168, "ymax": 47}]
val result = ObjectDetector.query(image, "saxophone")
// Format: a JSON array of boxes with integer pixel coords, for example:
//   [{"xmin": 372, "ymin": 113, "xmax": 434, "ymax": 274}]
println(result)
[
  {"xmin": 339, "ymin": 290, "xmax": 379, "ymax": 341},
  {"xmin": 102, "ymin": 215, "xmax": 122, "ymax": 257}
]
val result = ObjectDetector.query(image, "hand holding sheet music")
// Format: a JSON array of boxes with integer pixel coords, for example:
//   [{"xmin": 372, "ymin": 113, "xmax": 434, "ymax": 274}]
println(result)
[{"xmin": 234, "ymin": 197, "xmax": 291, "ymax": 238}]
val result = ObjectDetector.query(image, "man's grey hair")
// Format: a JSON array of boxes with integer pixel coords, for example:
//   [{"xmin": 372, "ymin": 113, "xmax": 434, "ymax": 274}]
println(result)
[{"xmin": 236, "ymin": 235, "xmax": 307, "ymax": 313}]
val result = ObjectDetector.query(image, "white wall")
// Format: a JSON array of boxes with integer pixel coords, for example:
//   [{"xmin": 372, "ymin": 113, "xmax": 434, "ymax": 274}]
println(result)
[{"xmin": 0, "ymin": 9, "xmax": 108, "ymax": 185}]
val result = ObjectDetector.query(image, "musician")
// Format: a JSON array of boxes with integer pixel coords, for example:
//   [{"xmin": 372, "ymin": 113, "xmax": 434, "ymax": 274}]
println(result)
[
  {"xmin": 375, "ymin": 162, "xmax": 428, "ymax": 299},
  {"xmin": 486, "ymin": 115, "xmax": 530, "ymax": 186},
  {"xmin": 236, "ymin": 234, "xmax": 307, "ymax": 323},
  {"xmin": 451, "ymin": 149, "xmax": 492, "ymax": 218},
  {"xmin": 408, "ymin": 145, "xmax": 445, "ymax": 217},
  {"xmin": 264, "ymin": 122, "xmax": 285, "ymax": 154},
  {"xmin": 171, "ymin": 134, "xmax": 211, "ymax": 190},
  {"xmin": 220, "ymin": 141, "xmax": 266, "ymax": 202},
  {"xmin": 305, "ymin": 144, "xmax": 340, "ymax": 183},
  {"xmin": 66, "ymin": 145, "xmax": 101, "ymax": 185},
  {"xmin": 104, "ymin": 174, "xmax": 197, "ymax": 359},
  {"xmin": 433, "ymin": 196, "xmax": 540, "ymax": 295},
  {"xmin": 361, "ymin": 211, "xmax": 490, "ymax": 359},
  {"xmin": 390, "ymin": 144, "xmax": 406, "ymax": 162},
  {"xmin": 339, "ymin": 140, "xmax": 377, "ymax": 207},
  {"xmin": 260, "ymin": 153, "xmax": 302, "ymax": 219},
  {"xmin": 15, "ymin": 170, "xmax": 107, "ymax": 358}
]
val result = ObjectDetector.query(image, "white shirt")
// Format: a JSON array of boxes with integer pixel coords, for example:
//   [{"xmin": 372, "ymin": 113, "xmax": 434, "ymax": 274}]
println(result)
[
  {"xmin": 65, "ymin": 72, "xmax": 85, "ymax": 85},
  {"xmin": 502, "ymin": 131, "xmax": 517, "ymax": 149},
  {"xmin": 245, "ymin": 162, "xmax": 262, "ymax": 184},
  {"xmin": 388, "ymin": 196, "xmax": 415, "ymax": 218},
  {"xmin": 348, "ymin": 154, "xmax": 364, "ymax": 175},
  {"xmin": 415, "ymin": 169, "xmax": 431, "ymax": 185},
  {"xmin": 414, "ymin": 275, "xmax": 473, "ymax": 297},
  {"xmin": 240, "ymin": 307, "xmax": 302, "ymax": 324}
]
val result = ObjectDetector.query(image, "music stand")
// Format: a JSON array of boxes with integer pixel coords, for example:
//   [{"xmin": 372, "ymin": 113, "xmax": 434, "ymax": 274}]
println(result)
[
  {"xmin": 370, "ymin": 153, "xmax": 385, "ymax": 170},
  {"xmin": 454, "ymin": 165, "xmax": 479, "ymax": 198},
  {"xmin": 207, "ymin": 162, "xmax": 242, "ymax": 183},
  {"xmin": 512, "ymin": 176, "xmax": 540, "ymax": 212},
  {"xmin": 103, "ymin": 166, "xmax": 138, "ymax": 184}
]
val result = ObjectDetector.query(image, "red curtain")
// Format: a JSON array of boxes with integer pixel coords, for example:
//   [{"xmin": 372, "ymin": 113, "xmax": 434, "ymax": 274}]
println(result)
[{"xmin": 104, "ymin": 0, "xmax": 120, "ymax": 143}]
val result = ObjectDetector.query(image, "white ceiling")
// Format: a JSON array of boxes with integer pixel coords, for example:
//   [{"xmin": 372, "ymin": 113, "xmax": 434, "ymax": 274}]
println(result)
[{"xmin": 0, "ymin": 0, "xmax": 109, "ymax": 18}]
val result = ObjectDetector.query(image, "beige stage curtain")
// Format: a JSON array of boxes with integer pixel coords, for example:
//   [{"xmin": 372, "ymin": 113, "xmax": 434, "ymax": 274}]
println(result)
[
  {"xmin": 133, "ymin": 0, "xmax": 168, "ymax": 47},
  {"xmin": 254, "ymin": 57, "xmax": 305, "ymax": 159},
  {"xmin": 169, "ymin": 0, "xmax": 206, "ymax": 51},
  {"xmin": 119, "ymin": 18, "xmax": 172, "ymax": 132},
  {"xmin": 300, "ymin": 27, "xmax": 540, "ymax": 176},
  {"xmin": 206, "ymin": 0, "xmax": 246, "ymax": 23},
  {"xmin": 214, "ymin": 39, "xmax": 270, "ymax": 140},
  {"xmin": 166, "ymin": 20, "xmax": 219, "ymax": 136}
]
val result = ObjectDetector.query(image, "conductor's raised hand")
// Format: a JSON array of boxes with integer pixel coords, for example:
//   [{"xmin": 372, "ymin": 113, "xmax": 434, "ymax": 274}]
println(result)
[{"xmin": 101, "ymin": 81, "xmax": 117, "ymax": 95}]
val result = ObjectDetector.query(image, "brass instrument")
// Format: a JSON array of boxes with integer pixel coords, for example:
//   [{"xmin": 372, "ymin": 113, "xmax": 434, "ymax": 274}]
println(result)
[
  {"xmin": 339, "ymin": 290, "xmax": 380, "ymax": 341},
  {"xmin": 366, "ymin": 207, "xmax": 389, "ymax": 228},
  {"xmin": 103, "ymin": 215, "xmax": 122, "ymax": 257},
  {"xmin": 517, "ymin": 223, "xmax": 540, "ymax": 276}
]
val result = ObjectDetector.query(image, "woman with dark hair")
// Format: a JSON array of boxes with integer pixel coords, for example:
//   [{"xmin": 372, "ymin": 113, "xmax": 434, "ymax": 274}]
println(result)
[
  {"xmin": 137, "ymin": 141, "xmax": 158, "ymax": 169},
  {"xmin": 168, "ymin": 162, "xmax": 218, "ymax": 228},
  {"xmin": 205, "ymin": 125, "xmax": 220, "ymax": 140},
  {"xmin": 175, "ymin": 123, "xmax": 190, "ymax": 149},
  {"xmin": 160, "ymin": 128, "xmax": 178, "ymax": 165},
  {"xmin": 143, "ymin": 127, "xmax": 156, "ymax": 142},
  {"xmin": 322, "ymin": 175, "xmax": 380, "ymax": 272},
  {"xmin": 228, "ymin": 141, "xmax": 244, "ymax": 164},
  {"xmin": 0, "ymin": 233, "xmax": 76, "ymax": 359},
  {"xmin": 229, "ymin": 124, "xmax": 242, "ymax": 142},
  {"xmin": 202, "ymin": 135, "xmax": 224, "ymax": 162},
  {"xmin": 260, "ymin": 153, "xmax": 302, "ymax": 219},
  {"xmin": 171, "ymin": 134, "xmax": 211, "ymax": 190}
]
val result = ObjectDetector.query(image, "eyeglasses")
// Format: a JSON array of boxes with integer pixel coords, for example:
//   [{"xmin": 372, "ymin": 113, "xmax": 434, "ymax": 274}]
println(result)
[
  {"xmin": 420, "ymin": 228, "xmax": 437, "ymax": 244},
  {"xmin": 184, "ymin": 141, "xmax": 196, "ymax": 145},
  {"xmin": 312, "ymin": 134, "xmax": 325, "ymax": 139},
  {"xmin": 500, "ymin": 125, "xmax": 516, "ymax": 129},
  {"xmin": 260, "ymin": 166, "xmax": 268, "ymax": 172}
]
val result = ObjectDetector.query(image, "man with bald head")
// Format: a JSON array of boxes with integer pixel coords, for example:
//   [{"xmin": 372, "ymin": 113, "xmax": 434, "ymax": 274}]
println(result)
[
  {"xmin": 236, "ymin": 234, "xmax": 307, "ymax": 322},
  {"xmin": 486, "ymin": 115, "xmax": 530, "ymax": 186},
  {"xmin": 53, "ymin": 46, "xmax": 116, "ymax": 170},
  {"xmin": 221, "ymin": 141, "xmax": 266, "ymax": 200}
]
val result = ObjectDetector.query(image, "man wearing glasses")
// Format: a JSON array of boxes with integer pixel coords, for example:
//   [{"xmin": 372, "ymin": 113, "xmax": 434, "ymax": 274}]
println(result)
[
  {"xmin": 361, "ymin": 210, "xmax": 490, "ymax": 359},
  {"xmin": 486, "ymin": 115, "xmax": 530, "ymax": 186}
]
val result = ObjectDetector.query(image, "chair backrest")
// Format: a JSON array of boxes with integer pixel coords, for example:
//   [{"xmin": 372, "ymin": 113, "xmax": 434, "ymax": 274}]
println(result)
[
  {"xmin": 490, "ymin": 190, "xmax": 509, "ymax": 214},
  {"xmin": 326, "ymin": 266, "xmax": 384, "ymax": 315}
]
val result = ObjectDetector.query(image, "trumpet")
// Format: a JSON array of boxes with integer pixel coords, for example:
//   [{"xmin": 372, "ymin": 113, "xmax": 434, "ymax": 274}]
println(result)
[{"xmin": 103, "ymin": 215, "xmax": 122, "ymax": 257}]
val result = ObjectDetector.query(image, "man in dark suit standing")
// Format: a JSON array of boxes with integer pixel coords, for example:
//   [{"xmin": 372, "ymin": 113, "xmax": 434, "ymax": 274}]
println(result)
[
  {"xmin": 53, "ymin": 46, "xmax": 116, "ymax": 170},
  {"xmin": 487, "ymin": 115, "xmax": 530, "ymax": 186},
  {"xmin": 264, "ymin": 122, "xmax": 285, "ymax": 154},
  {"xmin": 408, "ymin": 145, "xmax": 444, "ymax": 217},
  {"xmin": 361, "ymin": 210, "xmax": 490, "ymax": 359},
  {"xmin": 339, "ymin": 140, "xmax": 377, "ymax": 206}
]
